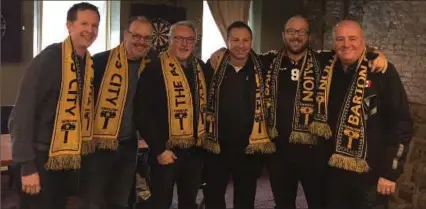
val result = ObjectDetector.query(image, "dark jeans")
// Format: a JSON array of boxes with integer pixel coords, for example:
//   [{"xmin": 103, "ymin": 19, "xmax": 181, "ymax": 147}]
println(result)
[
  {"xmin": 79, "ymin": 139, "xmax": 138, "ymax": 209},
  {"xmin": 19, "ymin": 150, "xmax": 78, "ymax": 209},
  {"xmin": 266, "ymin": 145, "xmax": 327, "ymax": 209},
  {"xmin": 148, "ymin": 148, "xmax": 203, "ymax": 209},
  {"xmin": 203, "ymin": 147, "xmax": 263, "ymax": 209},
  {"xmin": 326, "ymin": 168, "xmax": 389, "ymax": 209}
]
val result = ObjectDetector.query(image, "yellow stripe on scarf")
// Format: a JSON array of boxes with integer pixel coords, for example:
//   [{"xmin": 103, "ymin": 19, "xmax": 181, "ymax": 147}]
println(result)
[
  {"xmin": 46, "ymin": 37, "xmax": 95, "ymax": 170},
  {"xmin": 94, "ymin": 43, "xmax": 150, "ymax": 150},
  {"xmin": 160, "ymin": 52, "xmax": 207, "ymax": 148}
]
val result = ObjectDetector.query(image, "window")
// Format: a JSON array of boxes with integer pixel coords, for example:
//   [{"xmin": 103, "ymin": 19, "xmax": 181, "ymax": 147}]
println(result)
[
  {"xmin": 34, "ymin": 1, "xmax": 118, "ymax": 56},
  {"xmin": 201, "ymin": 1, "xmax": 226, "ymax": 62}
]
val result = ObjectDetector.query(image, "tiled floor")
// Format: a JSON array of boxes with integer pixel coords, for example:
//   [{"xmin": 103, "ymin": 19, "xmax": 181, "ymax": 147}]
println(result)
[{"xmin": 1, "ymin": 174, "xmax": 308, "ymax": 209}]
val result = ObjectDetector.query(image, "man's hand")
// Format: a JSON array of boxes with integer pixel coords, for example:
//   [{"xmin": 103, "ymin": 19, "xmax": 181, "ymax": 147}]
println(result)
[
  {"xmin": 369, "ymin": 50, "xmax": 388, "ymax": 74},
  {"xmin": 209, "ymin": 47, "xmax": 227, "ymax": 69},
  {"xmin": 377, "ymin": 177, "xmax": 396, "ymax": 195},
  {"xmin": 157, "ymin": 150, "xmax": 177, "ymax": 165},
  {"xmin": 21, "ymin": 172, "xmax": 41, "ymax": 195}
]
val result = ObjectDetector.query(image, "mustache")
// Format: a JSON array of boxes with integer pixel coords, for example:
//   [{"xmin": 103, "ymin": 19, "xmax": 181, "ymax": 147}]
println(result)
[
  {"xmin": 81, "ymin": 32, "xmax": 94, "ymax": 37},
  {"xmin": 289, "ymin": 38, "xmax": 303, "ymax": 42},
  {"xmin": 133, "ymin": 43, "xmax": 149, "ymax": 48}
]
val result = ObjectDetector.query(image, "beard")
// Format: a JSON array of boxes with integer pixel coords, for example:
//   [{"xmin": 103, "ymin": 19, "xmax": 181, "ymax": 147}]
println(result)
[{"xmin": 284, "ymin": 38, "xmax": 309, "ymax": 55}]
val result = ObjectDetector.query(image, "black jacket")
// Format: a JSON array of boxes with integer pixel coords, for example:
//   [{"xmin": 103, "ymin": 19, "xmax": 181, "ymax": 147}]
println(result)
[
  {"xmin": 327, "ymin": 60, "xmax": 413, "ymax": 182},
  {"xmin": 133, "ymin": 56, "xmax": 212, "ymax": 158}
]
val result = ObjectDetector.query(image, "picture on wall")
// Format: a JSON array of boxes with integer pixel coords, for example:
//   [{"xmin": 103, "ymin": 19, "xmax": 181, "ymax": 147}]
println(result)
[
  {"xmin": 1, "ymin": 0, "xmax": 22, "ymax": 63},
  {"xmin": 130, "ymin": 3, "xmax": 186, "ymax": 53}
]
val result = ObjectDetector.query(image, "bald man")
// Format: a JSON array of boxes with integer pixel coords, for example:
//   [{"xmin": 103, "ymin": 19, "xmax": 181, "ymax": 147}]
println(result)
[
  {"xmin": 260, "ymin": 16, "xmax": 389, "ymax": 209},
  {"xmin": 310, "ymin": 20, "xmax": 413, "ymax": 209},
  {"xmin": 209, "ymin": 15, "xmax": 389, "ymax": 209},
  {"xmin": 79, "ymin": 16, "xmax": 157, "ymax": 209}
]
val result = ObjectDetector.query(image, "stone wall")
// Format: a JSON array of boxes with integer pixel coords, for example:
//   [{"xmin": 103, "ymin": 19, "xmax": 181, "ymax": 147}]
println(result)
[
  {"xmin": 392, "ymin": 103, "xmax": 426, "ymax": 209},
  {"xmin": 318, "ymin": 1, "xmax": 426, "ymax": 208},
  {"xmin": 322, "ymin": 0, "xmax": 426, "ymax": 104}
]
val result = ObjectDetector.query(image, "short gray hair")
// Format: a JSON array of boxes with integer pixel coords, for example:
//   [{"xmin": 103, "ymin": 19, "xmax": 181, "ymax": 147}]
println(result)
[{"xmin": 168, "ymin": 20, "xmax": 197, "ymax": 40}]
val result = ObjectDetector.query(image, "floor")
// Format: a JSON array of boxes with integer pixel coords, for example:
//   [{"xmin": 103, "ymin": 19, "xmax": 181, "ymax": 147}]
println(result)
[{"xmin": 1, "ymin": 173, "xmax": 308, "ymax": 209}]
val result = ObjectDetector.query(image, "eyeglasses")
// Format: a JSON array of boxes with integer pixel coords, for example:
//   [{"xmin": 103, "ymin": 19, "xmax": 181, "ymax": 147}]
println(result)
[
  {"xmin": 173, "ymin": 36, "xmax": 196, "ymax": 44},
  {"xmin": 285, "ymin": 28, "xmax": 309, "ymax": 36},
  {"xmin": 127, "ymin": 30, "xmax": 152, "ymax": 42}
]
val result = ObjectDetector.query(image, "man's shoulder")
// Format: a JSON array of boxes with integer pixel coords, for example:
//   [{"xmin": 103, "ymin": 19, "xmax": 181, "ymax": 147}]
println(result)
[
  {"xmin": 92, "ymin": 50, "xmax": 112, "ymax": 61},
  {"xmin": 36, "ymin": 43, "xmax": 62, "ymax": 59}
]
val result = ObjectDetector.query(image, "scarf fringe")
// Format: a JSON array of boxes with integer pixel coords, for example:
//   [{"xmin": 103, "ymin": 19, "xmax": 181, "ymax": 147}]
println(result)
[
  {"xmin": 268, "ymin": 127, "xmax": 279, "ymax": 139},
  {"xmin": 202, "ymin": 139, "xmax": 221, "ymax": 154},
  {"xmin": 289, "ymin": 131, "xmax": 317, "ymax": 145},
  {"xmin": 245, "ymin": 142, "xmax": 276, "ymax": 154},
  {"xmin": 95, "ymin": 138, "xmax": 119, "ymax": 151},
  {"xmin": 136, "ymin": 173, "xmax": 151, "ymax": 200},
  {"xmin": 196, "ymin": 133, "xmax": 207, "ymax": 147},
  {"xmin": 166, "ymin": 138, "xmax": 196, "ymax": 149},
  {"xmin": 328, "ymin": 154, "xmax": 370, "ymax": 173},
  {"xmin": 45, "ymin": 155, "xmax": 81, "ymax": 170},
  {"xmin": 81, "ymin": 140, "xmax": 96, "ymax": 155},
  {"xmin": 308, "ymin": 121, "xmax": 332, "ymax": 139}
]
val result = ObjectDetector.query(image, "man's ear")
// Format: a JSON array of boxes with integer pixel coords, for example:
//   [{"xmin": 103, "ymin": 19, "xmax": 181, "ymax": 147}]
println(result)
[{"xmin": 66, "ymin": 21, "xmax": 73, "ymax": 31}]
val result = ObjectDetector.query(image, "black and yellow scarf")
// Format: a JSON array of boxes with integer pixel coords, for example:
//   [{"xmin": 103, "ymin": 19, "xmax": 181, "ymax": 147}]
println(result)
[
  {"xmin": 46, "ymin": 37, "xmax": 95, "ymax": 170},
  {"xmin": 312, "ymin": 49, "xmax": 370, "ymax": 173},
  {"xmin": 203, "ymin": 50, "xmax": 275, "ymax": 154},
  {"xmin": 94, "ymin": 43, "xmax": 150, "ymax": 150},
  {"xmin": 265, "ymin": 49, "xmax": 321, "ymax": 145},
  {"xmin": 159, "ymin": 51, "xmax": 207, "ymax": 149}
]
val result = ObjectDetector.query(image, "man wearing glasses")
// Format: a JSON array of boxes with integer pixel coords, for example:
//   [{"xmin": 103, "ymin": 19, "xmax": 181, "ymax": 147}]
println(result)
[
  {"xmin": 133, "ymin": 20, "xmax": 211, "ymax": 209},
  {"xmin": 79, "ymin": 16, "xmax": 156, "ymax": 209},
  {"xmin": 261, "ymin": 16, "xmax": 388, "ymax": 209}
]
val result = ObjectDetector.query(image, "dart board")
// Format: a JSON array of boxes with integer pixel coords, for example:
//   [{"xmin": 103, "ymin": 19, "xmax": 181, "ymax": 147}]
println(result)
[
  {"xmin": 0, "ymin": 14, "xmax": 6, "ymax": 38},
  {"xmin": 151, "ymin": 17, "xmax": 171, "ymax": 53}
]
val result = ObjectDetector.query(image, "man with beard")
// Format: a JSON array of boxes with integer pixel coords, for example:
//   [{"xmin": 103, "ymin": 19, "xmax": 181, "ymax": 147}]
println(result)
[
  {"xmin": 78, "ymin": 16, "xmax": 155, "ymax": 209},
  {"xmin": 133, "ymin": 20, "xmax": 210, "ymax": 209},
  {"xmin": 210, "ymin": 15, "xmax": 387, "ymax": 209},
  {"xmin": 202, "ymin": 21, "xmax": 275, "ymax": 209},
  {"xmin": 311, "ymin": 20, "xmax": 412, "ymax": 209},
  {"xmin": 9, "ymin": 3, "xmax": 100, "ymax": 209}
]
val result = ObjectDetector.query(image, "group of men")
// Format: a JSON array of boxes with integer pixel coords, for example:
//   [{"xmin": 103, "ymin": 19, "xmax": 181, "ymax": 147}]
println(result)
[{"xmin": 9, "ymin": 2, "xmax": 412, "ymax": 209}]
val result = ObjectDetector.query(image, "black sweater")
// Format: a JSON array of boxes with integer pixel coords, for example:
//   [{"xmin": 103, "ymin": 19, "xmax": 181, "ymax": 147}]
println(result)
[{"xmin": 9, "ymin": 43, "xmax": 86, "ymax": 175}]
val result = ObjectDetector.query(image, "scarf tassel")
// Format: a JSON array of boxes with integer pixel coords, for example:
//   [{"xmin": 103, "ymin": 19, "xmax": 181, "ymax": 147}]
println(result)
[
  {"xmin": 136, "ymin": 173, "xmax": 151, "ymax": 200},
  {"xmin": 166, "ymin": 138, "xmax": 196, "ymax": 149},
  {"xmin": 45, "ymin": 155, "xmax": 81, "ymax": 170},
  {"xmin": 268, "ymin": 127, "xmax": 279, "ymax": 139},
  {"xmin": 95, "ymin": 138, "xmax": 119, "ymax": 151},
  {"xmin": 289, "ymin": 131, "xmax": 317, "ymax": 145},
  {"xmin": 196, "ymin": 133, "xmax": 207, "ymax": 147},
  {"xmin": 308, "ymin": 121, "xmax": 332, "ymax": 139},
  {"xmin": 81, "ymin": 140, "xmax": 96, "ymax": 155},
  {"xmin": 328, "ymin": 154, "xmax": 370, "ymax": 173},
  {"xmin": 245, "ymin": 142, "xmax": 276, "ymax": 154},
  {"xmin": 202, "ymin": 139, "xmax": 221, "ymax": 154}
]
